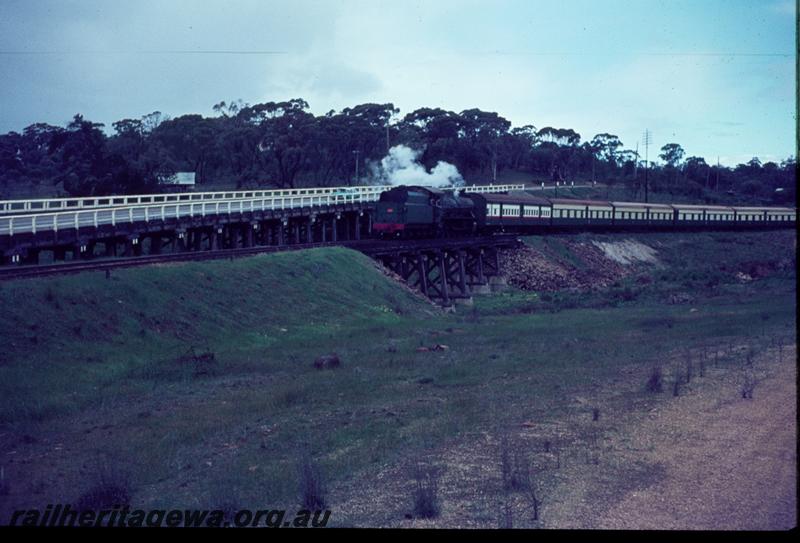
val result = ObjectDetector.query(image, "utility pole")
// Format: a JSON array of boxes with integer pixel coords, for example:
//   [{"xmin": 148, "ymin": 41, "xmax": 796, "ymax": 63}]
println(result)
[
  {"xmin": 353, "ymin": 149, "xmax": 360, "ymax": 183},
  {"xmin": 642, "ymin": 130, "xmax": 652, "ymax": 203},
  {"xmin": 492, "ymin": 139, "xmax": 498, "ymax": 182},
  {"xmin": 716, "ymin": 156, "xmax": 720, "ymax": 192}
]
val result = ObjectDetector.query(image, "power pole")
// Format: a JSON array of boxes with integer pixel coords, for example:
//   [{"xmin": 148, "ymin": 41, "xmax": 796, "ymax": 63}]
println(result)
[
  {"xmin": 353, "ymin": 149, "xmax": 360, "ymax": 183},
  {"xmin": 716, "ymin": 156, "xmax": 720, "ymax": 192},
  {"xmin": 642, "ymin": 129, "xmax": 652, "ymax": 203}
]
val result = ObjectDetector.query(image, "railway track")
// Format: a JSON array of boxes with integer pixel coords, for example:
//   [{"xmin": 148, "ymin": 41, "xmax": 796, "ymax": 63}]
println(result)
[
  {"xmin": 0, "ymin": 241, "xmax": 366, "ymax": 280},
  {"xmin": 0, "ymin": 235, "xmax": 521, "ymax": 281}
]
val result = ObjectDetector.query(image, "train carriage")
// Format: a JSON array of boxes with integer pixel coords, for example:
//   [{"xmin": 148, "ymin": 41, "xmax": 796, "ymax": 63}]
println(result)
[
  {"xmin": 466, "ymin": 192, "xmax": 552, "ymax": 231},
  {"xmin": 549, "ymin": 199, "xmax": 614, "ymax": 227},
  {"xmin": 733, "ymin": 206, "xmax": 770, "ymax": 226},
  {"xmin": 610, "ymin": 201, "xmax": 675, "ymax": 227},
  {"xmin": 700, "ymin": 205, "xmax": 737, "ymax": 227},
  {"xmin": 671, "ymin": 204, "xmax": 720, "ymax": 228},
  {"xmin": 764, "ymin": 207, "xmax": 796, "ymax": 225}
]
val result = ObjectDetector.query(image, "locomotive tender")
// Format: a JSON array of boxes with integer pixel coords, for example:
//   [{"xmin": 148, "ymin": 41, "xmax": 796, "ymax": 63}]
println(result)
[{"xmin": 372, "ymin": 185, "xmax": 796, "ymax": 237}]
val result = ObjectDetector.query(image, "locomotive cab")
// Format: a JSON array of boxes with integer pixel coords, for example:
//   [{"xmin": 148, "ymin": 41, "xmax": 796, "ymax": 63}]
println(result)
[
  {"xmin": 373, "ymin": 185, "xmax": 475, "ymax": 238},
  {"xmin": 374, "ymin": 186, "xmax": 439, "ymax": 237}
]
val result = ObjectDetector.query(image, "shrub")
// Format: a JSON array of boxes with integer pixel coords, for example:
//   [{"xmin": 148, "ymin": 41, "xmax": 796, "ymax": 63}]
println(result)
[
  {"xmin": 646, "ymin": 366, "xmax": 663, "ymax": 393},
  {"xmin": 206, "ymin": 484, "xmax": 240, "ymax": 525},
  {"xmin": 74, "ymin": 460, "xmax": 131, "ymax": 511},
  {"xmin": 176, "ymin": 347, "xmax": 218, "ymax": 377},
  {"xmin": 685, "ymin": 351, "xmax": 693, "ymax": 384},
  {"xmin": 741, "ymin": 371, "xmax": 756, "ymax": 400},
  {"xmin": 411, "ymin": 462, "xmax": 440, "ymax": 519},
  {"xmin": 297, "ymin": 448, "xmax": 326, "ymax": 510},
  {"xmin": 0, "ymin": 467, "xmax": 9, "ymax": 496},
  {"xmin": 498, "ymin": 497, "xmax": 513, "ymax": 529},
  {"xmin": 672, "ymin": 367, "xmax": 681, "ymax": 397},
  {"xmin": 499, "ymin": 435, "xmax": 530, "ymax": 492}
]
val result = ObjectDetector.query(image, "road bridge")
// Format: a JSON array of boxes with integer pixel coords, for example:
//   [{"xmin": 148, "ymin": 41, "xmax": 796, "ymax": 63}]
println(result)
[{"xmin": 0, "ymin": 184, "xmax": 523, "ymax": 265}]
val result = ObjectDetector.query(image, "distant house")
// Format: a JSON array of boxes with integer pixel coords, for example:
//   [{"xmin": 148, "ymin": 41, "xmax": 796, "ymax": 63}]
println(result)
[{"xmin": 158, "ymin": 172, "xmax": 196, "ymax": 189}]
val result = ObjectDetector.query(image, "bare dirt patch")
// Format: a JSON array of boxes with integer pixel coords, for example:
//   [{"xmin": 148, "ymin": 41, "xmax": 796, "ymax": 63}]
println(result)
[
  {"xmin": 591, "ymin": 239, "xmax": 660, "ymax": 266},
  {"xmin": 595, "ymin": 345, "xmax": 796, "ymax": 530},
  {"xmin": 329, "ymin": 344, "xmax": 796, "ymax": 529},
  {"xmin": 500, "ymin": 239, "xmax": 636, "ymax": 292}
]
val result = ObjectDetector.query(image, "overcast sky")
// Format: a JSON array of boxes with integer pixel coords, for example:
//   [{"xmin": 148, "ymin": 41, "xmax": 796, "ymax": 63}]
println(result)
[{"xmin": 0, "ymin": 0, "xmax": 795, "ymax": 166}]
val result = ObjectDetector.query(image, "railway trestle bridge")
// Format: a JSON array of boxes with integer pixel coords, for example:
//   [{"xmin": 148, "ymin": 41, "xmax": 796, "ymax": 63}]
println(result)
[{"xmin": 361, "ymin": 236, "xmax": 519, "ymax": 305}]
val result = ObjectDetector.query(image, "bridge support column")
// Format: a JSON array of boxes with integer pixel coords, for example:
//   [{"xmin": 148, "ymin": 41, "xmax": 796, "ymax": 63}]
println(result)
[
  {"xmin": 124, "ymin": 237, "xmax": 140, "ymax": 257},
  {"xmin": 54, "ymin": 246, "xmax": 68, "ymax": 262},
  {"xmin": 150, "ymin": 235, "xmax": 162, "ymax": 255},
  {"xmin": 244, "ymin": 223, "xmax": 254, "ymax": 247},
  {"xmin": 457, "ymin": 250, "xmax": 469, "ymax": 297},
  {"xmin": 332, "ymin": 215, "xmax": 339, "ymax": 242},
  {"xmin": 225, "ymin": 225, "xmax": 236, "ymax": 249},
  {"xmin": 4, "ymin": 253, "xmax": 22, "ymax": 265},
  {"xmin": 354, "ymin": 213, "xmax": 361, "ymax": 240},
  {"xmin": 194, "ymin": 230, "xmax": 204, "ymax": 251},
  {"xmin": 105, "ymin": 239, "xmax": 117, "ymax": 257},
  {"xmin": 293, "ymin": 223, "xmax": 300, "ymax": 244},
  {"xmin": 465, "ymin": 249, "xmax": 490, "ymax": 294},
  {"xmin": 438, "ymin": 252, "xmax": 450, "ymax": 305},
  {"xmin": 307, "ymin": 219, "xmax": 314, "ymax": 244},
  {"xmin": 78, "ymin": 241, "xmax": 95, "ymax": 260},
  {"xmin": 417, "ymin": 253, "xmax": 428, "ymax": 297},
  {"xmin": 175, "ymin": 231, "xmax": 187, "ymax": 252},
  {"xmin": 476, "ymin": 251, "xmax": 486, "ymax": 284},
  {"xmin": 22, "ymin": 248, "xmax": 40, "ymax": 265}
]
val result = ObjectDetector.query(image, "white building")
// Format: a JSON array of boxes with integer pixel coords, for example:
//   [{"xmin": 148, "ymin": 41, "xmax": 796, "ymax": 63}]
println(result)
[{"xmin": 159, "ymin": 172, "xmax": 196, "ymax": 188}]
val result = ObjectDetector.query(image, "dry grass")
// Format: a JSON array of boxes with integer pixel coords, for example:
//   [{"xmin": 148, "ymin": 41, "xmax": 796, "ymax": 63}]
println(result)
[{"xmin": 327, "ymin": 343, "xmax": 796, "ymax": 529}]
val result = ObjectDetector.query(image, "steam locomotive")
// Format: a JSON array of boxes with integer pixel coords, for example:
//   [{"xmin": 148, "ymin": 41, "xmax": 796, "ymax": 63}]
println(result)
[{"xmin": 372, "ymin": 185, "xmax": 796, "ymax": 237}]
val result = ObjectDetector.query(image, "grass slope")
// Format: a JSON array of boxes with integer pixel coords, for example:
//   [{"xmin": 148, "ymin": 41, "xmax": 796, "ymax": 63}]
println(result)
[
  {"xmin": 0, "ymin": 232, "xmax": 795, "ymax": 523},
  {"xmin": 0, "ymin": 248, "xmax": 432, "ymax": 423}
]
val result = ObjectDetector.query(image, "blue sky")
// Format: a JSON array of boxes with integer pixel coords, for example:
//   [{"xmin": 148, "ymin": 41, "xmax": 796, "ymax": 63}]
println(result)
[{"xmin": 0, "ymin": 0, "xmax": 795, "ymax": 166}]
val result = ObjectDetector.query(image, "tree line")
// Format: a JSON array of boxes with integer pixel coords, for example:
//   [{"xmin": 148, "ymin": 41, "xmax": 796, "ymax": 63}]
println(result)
[{"xmin": 0, "ymin": 98, "xmax": 795, "ymax": 205}]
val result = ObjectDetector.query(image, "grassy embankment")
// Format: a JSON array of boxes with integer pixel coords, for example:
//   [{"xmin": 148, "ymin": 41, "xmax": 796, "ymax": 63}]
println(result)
[{"xmin": 0, "ymin": 230, "xmax": 794, "ymax": 521}]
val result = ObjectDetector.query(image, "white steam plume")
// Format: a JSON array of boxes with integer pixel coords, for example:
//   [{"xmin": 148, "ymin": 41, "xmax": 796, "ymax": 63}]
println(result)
[{"xmin": 370, "ymin": 145, "xmax": 464, "ymax": 187}]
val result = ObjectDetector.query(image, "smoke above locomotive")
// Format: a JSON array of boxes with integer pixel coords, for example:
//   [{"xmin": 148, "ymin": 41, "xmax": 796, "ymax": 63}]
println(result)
[{"xmin": 371, "ymin": 145, "xmax": 465, "ymax": 188}]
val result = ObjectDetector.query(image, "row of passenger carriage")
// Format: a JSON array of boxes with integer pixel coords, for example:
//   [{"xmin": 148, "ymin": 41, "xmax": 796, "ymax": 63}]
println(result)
[{"xmin": 466, "ymin": 192, "xmax": 796, "ymax": 229}]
